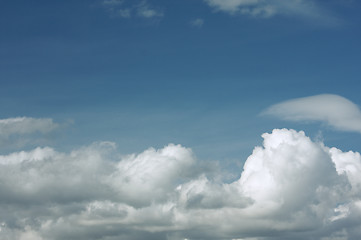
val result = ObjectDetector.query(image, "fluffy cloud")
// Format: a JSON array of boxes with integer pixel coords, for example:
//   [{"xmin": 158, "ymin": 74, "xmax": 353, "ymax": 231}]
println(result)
[
  {"xmin": 203, "ymin": 0, "xmax": 330, "ymax": 20},
  {"xmin": 108, "ymin": 144, "xmax": 195, "ymax": 206},
  {"xmin": 1, "ymin": 128, "xmax": 361, "ymax": 239},
  {"xmin": 263, "ymin": 94, "xmax": 361, "ymax": 133}
]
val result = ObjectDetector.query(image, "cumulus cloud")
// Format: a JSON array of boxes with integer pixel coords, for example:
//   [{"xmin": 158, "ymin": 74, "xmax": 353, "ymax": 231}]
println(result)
[
  {"xmin": 203, "ymin": 0, "xmax": 335, "ymax": 21},
  {"xmin": 263, "ymin": 94, "xmax": 361, "ymax": 134},
  {"xmin": 108, "ymin": 144, "xmax": 195, "ymax": 206},
  {"xmin": 1, "ymin": 128, "xmax": 361, "ymax": 239}
]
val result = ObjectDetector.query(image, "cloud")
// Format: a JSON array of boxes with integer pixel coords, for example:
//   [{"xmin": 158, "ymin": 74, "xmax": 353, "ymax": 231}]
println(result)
[
  {"xmin": 0, "ymin": 117, "xmax": 58, "ymax": 138},
  {"xmin": 263, "ymin": 94, "xmax": 361, "ymax": 134},
  {"xmin": 107, "ymin": 144, "xmax": 196, "ymax": 207},
  {"xmin": 0, "ymin": 117, "xmax": 59, "ymax": 150},
  {"xmin": 136, "ymin": 0, "xmax": 163, "ymax": 18},
  {"xmin": 1, "ymin": 128, "xmax": 361, "ymax": 239},
  {"xmin": 203, "ymin": 0, "xmax": 336, "ymax": 22},
  {"xmin": 190, "ymin": 18, "xmax": 204, "ymax": 28},
  {"xmin": 101, "ymin": 0, "xmax": 163, "ymax": 19},
  {"xmin": 204, "ymin": 0, "xmax": 274, "ymax": 16}
]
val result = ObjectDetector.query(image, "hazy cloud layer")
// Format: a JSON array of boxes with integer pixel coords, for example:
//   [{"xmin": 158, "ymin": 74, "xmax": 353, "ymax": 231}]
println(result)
[
  {"xmin": 263, "ymin": 94, "xmax": 361, "ymax": 133},
  {"xmin": 1, "ymin": 128, "xmax": 361, "ymax": 239}
]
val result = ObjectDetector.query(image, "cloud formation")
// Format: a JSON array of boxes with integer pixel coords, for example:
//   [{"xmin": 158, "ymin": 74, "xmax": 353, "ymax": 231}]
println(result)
[
  {"xmin": 1, "ymin": 128, "xmax": 361, "ymax": 239},
  {"xmin": 263, "ymin": 94, "xmax": 361, "ymax": 133},
  {"xmin": 136, "ymin": 0, "xmax": 164, "ymax": 18},
  {"xmin": 0, "ymin": 117, "xmax": 59, "ymax": 149},
  {"xmin": 101, "ymin": 0, "xmax": 163, "ymax": 19},
  {"xmin": 0, "ymin": 117, "xmax": 58, "ymax": 138},
  {"xmin": 203, "ymin": 0, "xmax": 331, "ymax": 20}
]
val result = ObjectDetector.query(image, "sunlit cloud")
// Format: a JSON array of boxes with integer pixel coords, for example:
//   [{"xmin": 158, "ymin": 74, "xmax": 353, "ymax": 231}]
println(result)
[{"xmin": 1, "ymin": 128, "xmax": 360, "ymax": 239}]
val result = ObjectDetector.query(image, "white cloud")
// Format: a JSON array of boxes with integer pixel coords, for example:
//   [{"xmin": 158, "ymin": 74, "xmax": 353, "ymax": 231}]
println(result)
[
  {"xmin": 238, "ymin": 129, "xmax": 343, "ymax": 217},
  {"xmin": 190, "ymin": 18, "xmax": 204, "ymax": 28},
  {"xmin": 263, "ymin": 94, "xmax": 361, "ymax": 133},
  {"xmin": 1, "ymin": 129, "xmax": 361, "ymax": 239},
  {"xmin": 0, "ymin": 117, "xmax": 58, "ymax": 138},
  {"xmin": 0, "ymin": 146, "xmax": 56, "ymax": 165},
  {"xmin": 0, "ymin": 117, "xmax": 59, "ymax": 150},
  {"xmin": 203, "ymin": 0, "xmax": 335, "ymax": 21},
  {"xmin": 108, "ymin": 144, "xmax": 196, "ymax": 206},
  {"xmin": 328, "ymin": 147, "xmax": 361, "ymax": 196}
]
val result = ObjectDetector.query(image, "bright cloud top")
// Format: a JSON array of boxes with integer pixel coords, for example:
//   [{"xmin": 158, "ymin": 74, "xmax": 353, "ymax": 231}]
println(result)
[
  {"xmin": 1, "ymin": 128, "xmax": 361, "ymax": 239},
  {"xmin": 204, "ymin": 0, "xmax": 327, "ymax": 19},
  {"xmin": 264, "ymin": 94, "xmax": 361, "ymax": 134}
]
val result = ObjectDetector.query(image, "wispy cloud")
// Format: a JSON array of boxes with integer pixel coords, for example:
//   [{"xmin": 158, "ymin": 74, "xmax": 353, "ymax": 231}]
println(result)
[
  {"xmin": 203, "ymin": 0, "xmax": 339, "ymax": 24},
  {"xmin": 0, "ymin": 117, "xmax": 58, "ymax": 138},
  {"xmin": 263, "ymin": 94, "xmax": 361, "ymax": 133},
  {"xmin": 101, "ymin": 0, "xmax": 163, "ymax": 19},
  {"xmin": 1, "ymin": 128, "xmax": 361, "ymax": 239},
  {"xmin": 204, "ymin": 0, "xmax": 275, "ymax": 17},
  {"xmin": 190, "ymin": 18, "xmax": 205, "ymax": 28},
  {"xmin": 136, "ymin": 0, "xmax": 163, "ymax": 18},
  {"xmin": 0, "ymin": 117, "xmax": 60, "ymax": 150}
]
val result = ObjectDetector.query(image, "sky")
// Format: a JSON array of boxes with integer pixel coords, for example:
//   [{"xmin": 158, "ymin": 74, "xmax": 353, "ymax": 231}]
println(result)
[{"xmin": 1, "ymin": 0, "xmax": 361, "ymax": 239}]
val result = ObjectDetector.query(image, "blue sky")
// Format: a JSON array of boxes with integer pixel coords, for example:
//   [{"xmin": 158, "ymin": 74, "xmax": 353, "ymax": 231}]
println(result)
[
  {"xmin": 1, "ymin": 1, "xmax": 361, "ymax": 239},
  {"xmin": 1, "ymin": 0, "xmax": 361, "ymax": 158}
]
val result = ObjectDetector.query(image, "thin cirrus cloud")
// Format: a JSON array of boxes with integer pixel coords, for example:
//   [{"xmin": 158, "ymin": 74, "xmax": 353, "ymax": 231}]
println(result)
[
  {"xmin": 263, "ymin": 94, "xmax": 361, "ymax": 134},
  {"xmin": 1, "ymin": 127, "xmax": 361, "ymax": 239}
]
